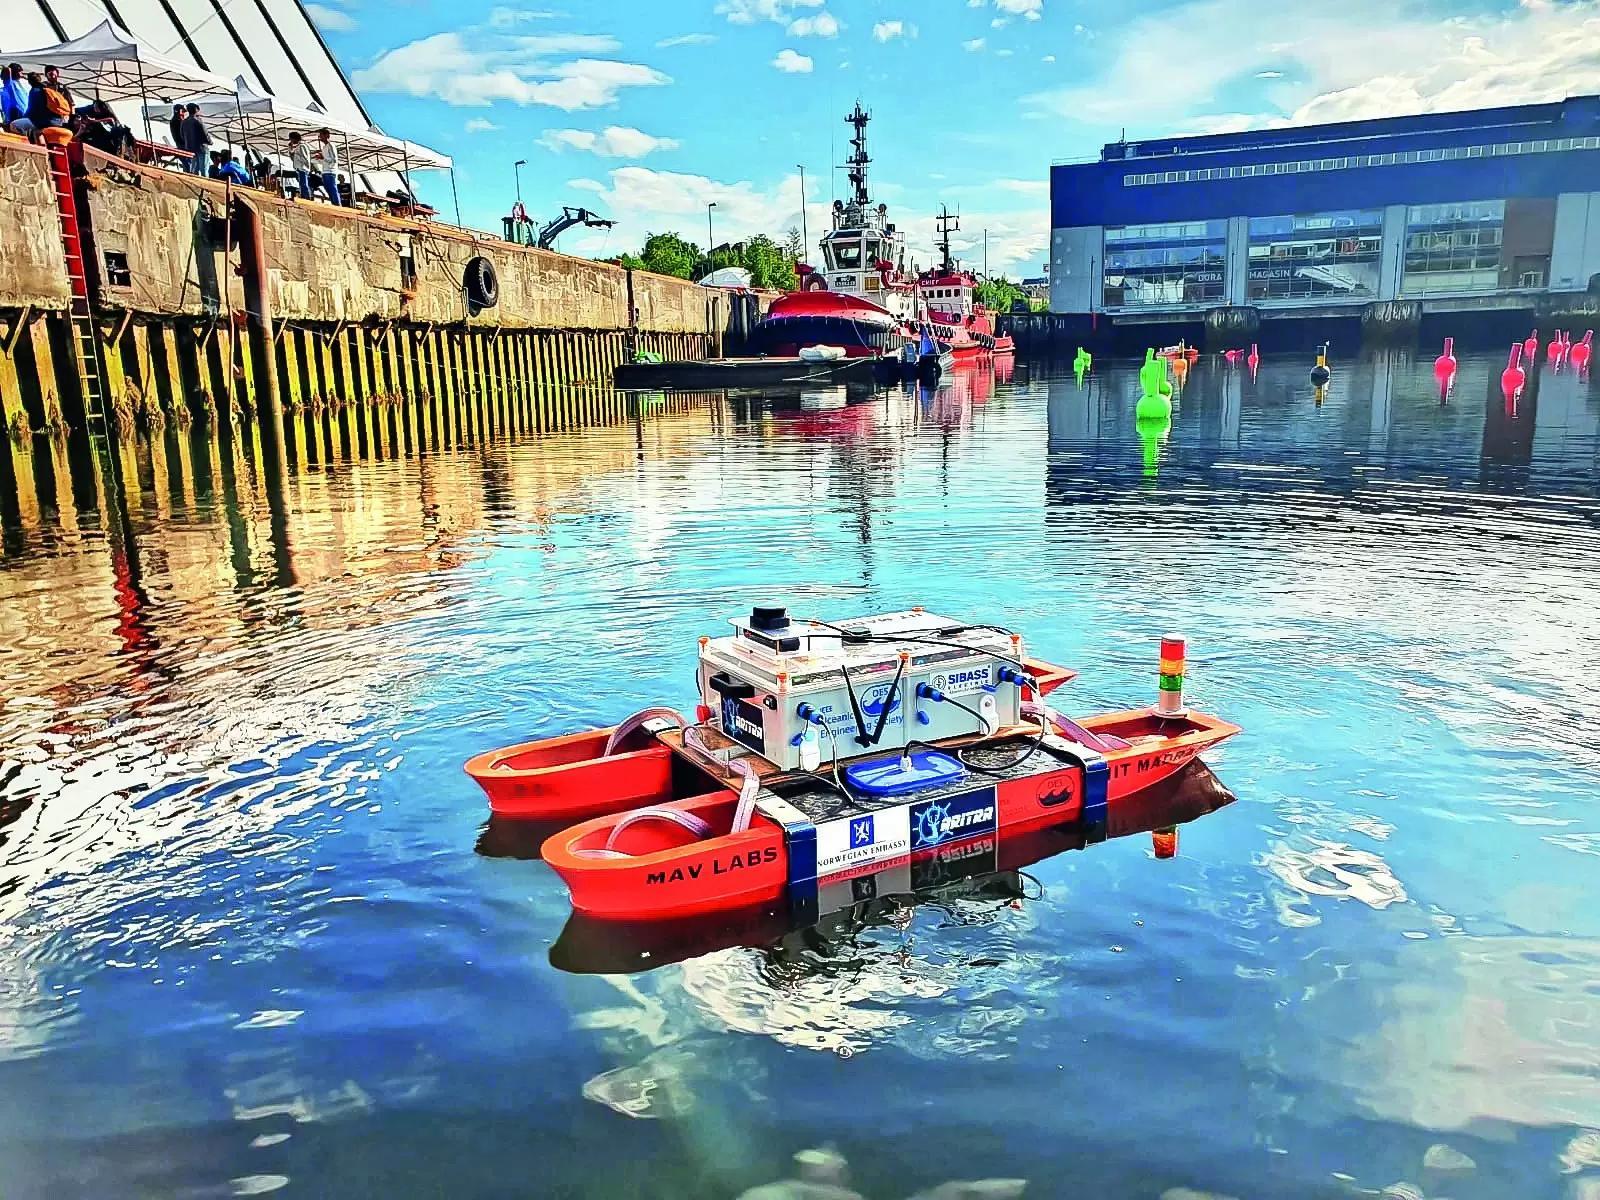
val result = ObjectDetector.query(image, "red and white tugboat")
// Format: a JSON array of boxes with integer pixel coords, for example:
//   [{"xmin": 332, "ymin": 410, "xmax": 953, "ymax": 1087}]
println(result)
[
  {"xmin": 754, "ymin": 104, "xmax": 921, "ymax": 367},
  {"xmin": 753, "ymin": 104, "xmax": 1015, "ymax": 378},
  {"xmin": 918, "ymin": 207, "xmax": 1016, "ymax": 364}
]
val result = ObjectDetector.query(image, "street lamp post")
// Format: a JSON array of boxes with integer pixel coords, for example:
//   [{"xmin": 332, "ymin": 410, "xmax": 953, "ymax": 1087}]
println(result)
[
  {"xmin": 514, "ymin": 159, "xmax": 527, "ymax": 206},
  {"xmin": 796, "ymin": 165, "xmax": 807, "ymax": 257},
  {"xmin": 707, "ymin": 201, "xmax": 717, "ymax": 257}
]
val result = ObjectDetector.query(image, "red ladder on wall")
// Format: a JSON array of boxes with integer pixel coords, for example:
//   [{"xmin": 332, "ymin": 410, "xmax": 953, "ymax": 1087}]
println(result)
[{"xmin": 44, "ymin": 139, "xmax": 105, "ymax": 425}]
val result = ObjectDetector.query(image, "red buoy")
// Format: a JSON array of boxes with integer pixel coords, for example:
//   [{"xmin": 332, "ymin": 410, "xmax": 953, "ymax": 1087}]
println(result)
[
  {"xmin": 1432, "ymin": 336, "xmax": 1456, "ymax": 382},
  {"xmin": 1523, "ymin": 328, "xmax": 1539, "ymax": 361},
  {"xmin": 1500, "ymin": 343, "xmax": 1526, "ymax": 397},
  {"xmin": 1572, "ymin": 330, "xmax": 1594, "ymax": 373}
]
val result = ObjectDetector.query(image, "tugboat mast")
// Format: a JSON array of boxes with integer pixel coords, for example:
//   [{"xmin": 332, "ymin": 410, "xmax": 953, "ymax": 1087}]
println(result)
[
  {"xmin": 845, "ymin": 102, "xmax": 871, "ymax": 207},
  {"xmin": 935, "ymin": 205, "xmax": 960, "ymax": 273}
]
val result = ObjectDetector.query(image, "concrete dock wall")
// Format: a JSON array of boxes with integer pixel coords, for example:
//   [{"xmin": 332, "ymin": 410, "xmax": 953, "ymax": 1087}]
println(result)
[
  {"xmin": 0, "ymin": 144, "xmax": 767, "ymax": 439},
  {"xmin": 0, "ymin": 142, "xmax": 72, "ymax": 310}
]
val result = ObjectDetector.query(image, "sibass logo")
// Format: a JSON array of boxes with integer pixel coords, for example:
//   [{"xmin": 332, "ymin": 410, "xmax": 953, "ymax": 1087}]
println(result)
[
  {"xmin": 910, "ymin": 787, "xmax": 998, "ymax": 850},
  {"xmin": 931, "ymin": 665, "xmax": 993, "ymax": 696}
]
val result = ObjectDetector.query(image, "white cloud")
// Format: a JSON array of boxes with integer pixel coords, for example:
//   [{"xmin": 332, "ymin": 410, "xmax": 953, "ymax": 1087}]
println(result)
[
  {"xmin": 991, "ymin": 17, "xmax": 1007, "ymax": 27},
  {"xmin": 558, "ymin": 165, "xmax": 828, "ymax": 264},
  {"xmin": 996, "ymin": 47, "xmax": 1014, "ymax": 55},
  {"xmin": 305, "ymin": 3, "xmax": 355, "ymax": 31},
  {"xmin": 1026, "ymin": 0, "xmax": 1600, "ymax": 134},
  {"xmin": 464, "ymin": 117, "xmax": 499, "ymax": 132},
  {"xmin": 873, "ymin": 20, "xmax": 907, "ymax": 41},
  {"xmin": 352, "ymin": 32, "xmax": 669, "ymax": 109},
  {"xmin": 716, "ymin": 0, "xmax": 823, "ymax": 24},
  {"xmin": 656, "ymin": 32, "xmax": 717, "ymax": 47},
  {"xmin": 486, "ymin": 6, "xmax": 557, "ymax": 25},
  {"xmin": 1042, "ymin": 53, "xmax": 1056, "ymax": 62},
  {"xmin": 994, "ymin": 178, "xmax": 1048, "ymax": 193},
  {"xmin": 995, "ymin": 0, "xmax": 1043, "ymax": 18},
  {"xmin": 963, "ymin": 37, "xmax": 986, "ymax": 51},
  {"xmin": 541, "ymin": 125, "xmax": 681, "ymax": 156},
  {"xmin": 1256, "ymin": 69, "xmax": 1283, "ymax": 78},
  {"xmin": 772, "ymin": 48, "xmax": 814, "ymax": 72},
  {"xmin": 787, "ymin": 10, "xmax": 839, "ymax": 36}
]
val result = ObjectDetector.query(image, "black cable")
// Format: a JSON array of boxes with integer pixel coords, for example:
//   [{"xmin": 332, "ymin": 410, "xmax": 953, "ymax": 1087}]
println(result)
[
  {"xmin": 792, "ymin": 617, "xmax": 1035, "ymax": 677},
  {"xmin": 930, "ymin": 694, "xmax": 1049, "ymax": 776},
  {"xmin": 956, "ymin": 717, "xmax": 1048, "ymax": 776}
]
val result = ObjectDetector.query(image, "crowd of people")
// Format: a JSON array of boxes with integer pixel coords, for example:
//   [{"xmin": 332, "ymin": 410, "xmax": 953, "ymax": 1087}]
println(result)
[
  {"xmin": 1, "ymin": 61, "xmax": 136, "ymax": 157},
  {"xmin": 2, "ymin": 64, "xmax": 350, "ymax": 205},
  {"xmin": 165, "ymin": 105, "xmax": 346, "ymax": 202}
]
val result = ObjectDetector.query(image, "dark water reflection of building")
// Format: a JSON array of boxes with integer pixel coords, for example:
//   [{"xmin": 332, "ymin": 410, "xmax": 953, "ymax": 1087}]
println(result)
[{"xmin": 1045, "ymin": 350, "xmax": 1600, "ymax": 507}]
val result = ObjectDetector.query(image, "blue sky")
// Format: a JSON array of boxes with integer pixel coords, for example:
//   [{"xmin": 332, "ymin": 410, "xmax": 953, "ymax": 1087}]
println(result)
[{"xmin": 306, "ymin": 0, "xmax": 1600, "ymax": 276}]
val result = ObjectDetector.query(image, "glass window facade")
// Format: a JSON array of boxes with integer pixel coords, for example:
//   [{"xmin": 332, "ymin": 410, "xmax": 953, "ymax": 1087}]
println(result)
[
  {"xmin": 1102, "ymin": 220, "xmax": 1226, "ymax": 308},
  {"xmin": 1247, "ymin": 210, "xmax": 1383, "ymax": 301},
  {"xmin": 1401, "ymin": 201, "xmax": 1504, "ymax": 295}
]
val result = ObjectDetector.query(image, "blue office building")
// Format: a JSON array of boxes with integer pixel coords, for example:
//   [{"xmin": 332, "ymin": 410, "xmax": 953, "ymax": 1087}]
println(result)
[{"xmin": 1048, "ymin": 97, "xmax": 1600, "ymax": 332}]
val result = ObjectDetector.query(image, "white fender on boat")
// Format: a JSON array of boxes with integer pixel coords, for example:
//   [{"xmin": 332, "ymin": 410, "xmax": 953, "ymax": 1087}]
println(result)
[
  {"xmin": 603, "ymin": 807, "xmax": 715, "ymax": 852},
  {"xmin": 683, "ymin": 726, "xmax": 763, "ymax": 834},
  {"xmin": 603, "ymin": 707, "xmax": 690, "ymax": 757}
]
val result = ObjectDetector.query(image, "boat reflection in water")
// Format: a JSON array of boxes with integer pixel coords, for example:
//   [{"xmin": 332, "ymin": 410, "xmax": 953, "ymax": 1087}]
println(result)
[{"xmin": 544, "ymin": 758, "xmax": 1236, "ymax": 977}]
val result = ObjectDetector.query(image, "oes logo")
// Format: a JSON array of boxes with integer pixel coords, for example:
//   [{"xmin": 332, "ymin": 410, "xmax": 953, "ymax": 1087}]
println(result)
[{"xmin": 860, "ymin": 684, "xmax": 903, "ymax": 718}]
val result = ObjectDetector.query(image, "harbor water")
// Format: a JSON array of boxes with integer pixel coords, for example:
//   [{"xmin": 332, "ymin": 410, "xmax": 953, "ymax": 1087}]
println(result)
[{"xmin": 1, "ymin": 350, "xmax": 1598, "ymax": 1199}]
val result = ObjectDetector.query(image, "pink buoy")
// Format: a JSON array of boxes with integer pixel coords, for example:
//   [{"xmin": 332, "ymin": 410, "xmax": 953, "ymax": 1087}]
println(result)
[
  {"xmin": 1500, "ymin": 343, "xmax": 1526, "ymax": 396},
  {"xmin": 1223, "ymin": 348, "xmax": 1243, "ymax": 363},
  {"xmin": 1246, "ymin": 343, "xmax": 1259, "ymax": 373},
  {"xmin": 1432, "ymin": 337, "xmax": 1456, "ymax": 381},
  {"xmin": 1523, "ymin": 328, "xmax": 1539, "ymax": 361},
  {"xmin": 1547, "ymin": 331, "xmax": 1565, "ymax": 365},
  {"xmin": 1571, "ymin": 330, "xmax": 1594, "ymax": 372}
]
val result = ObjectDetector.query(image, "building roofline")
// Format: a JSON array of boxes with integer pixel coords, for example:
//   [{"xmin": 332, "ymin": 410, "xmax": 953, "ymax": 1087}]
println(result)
[{"xmin": 1069, "ymin": 94, "xmax": 1600, "ymax": 165}]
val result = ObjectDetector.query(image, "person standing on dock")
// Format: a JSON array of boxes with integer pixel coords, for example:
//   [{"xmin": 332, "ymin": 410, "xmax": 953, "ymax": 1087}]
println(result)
[
  {"xmin": 1, "ymin": 64, "xmax": 27, "ymax": 133},
  {"xmin": 312, "ymin": 128, "xmax": 343, "ymax": 205},
  {"xmin": 168, "ymin": 103, "xmax": 183, "ymax": 149},
  {"xmin": 178, "ymin": 103, "xmax": 211, "ymax": 175},
  {"xmin": 287, "ymin": 132, "xmax": 315, "ymax": 201}
]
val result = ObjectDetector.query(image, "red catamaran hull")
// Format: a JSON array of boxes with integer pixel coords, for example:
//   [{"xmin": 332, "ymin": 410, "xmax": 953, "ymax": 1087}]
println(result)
[{"xmin": 537, "ymin": 707, "xmax": 1240, "ymax": 919}]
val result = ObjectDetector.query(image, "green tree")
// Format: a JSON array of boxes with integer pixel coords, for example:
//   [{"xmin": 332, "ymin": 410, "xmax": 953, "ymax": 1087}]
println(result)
[
  {"xmin": 741, "ymin": 234, "xmax": 799, "ymax": 291},
  {"xmin": 620, "ymin": 230, "xmax": 802, "ymax": 291},
  {"xmin": 638, "ymin": 232, "xmax": 702, "ymax": 279},
  {"xmin": 975, "ymin": 276, "xmax": 1027, "ymax": 313}
]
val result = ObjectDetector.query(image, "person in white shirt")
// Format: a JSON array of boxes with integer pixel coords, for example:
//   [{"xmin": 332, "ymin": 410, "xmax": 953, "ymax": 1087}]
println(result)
[
  {"xmin": 287, "ymin": 132, "xmax": 315, "ymax": 201},
  {"xmin": 311, "ymin": 127, "xmax": 343, "ymax": 206}
]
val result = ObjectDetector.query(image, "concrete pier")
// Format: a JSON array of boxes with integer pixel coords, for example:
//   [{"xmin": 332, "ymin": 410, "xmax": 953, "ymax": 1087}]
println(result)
[{"xmin": 0, "ymin": 139, "xmax": 763, "ymax": 441}]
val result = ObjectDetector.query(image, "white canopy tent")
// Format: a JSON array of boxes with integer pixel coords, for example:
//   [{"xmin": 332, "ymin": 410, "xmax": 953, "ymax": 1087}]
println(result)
[
  {"xmin": 140, "ymin": 73, "xmax": 450, "ymax": 209},
  {"xmin": 140, "ymin": 76, "xmax": 449, "ymax": 173},
  {"xmin": 6, "ymin": 19, "xmax": 237, "ymax": 137}
]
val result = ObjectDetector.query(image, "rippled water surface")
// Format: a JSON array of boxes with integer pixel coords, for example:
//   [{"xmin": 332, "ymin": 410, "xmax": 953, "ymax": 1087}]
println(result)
[{"xmin": 1, "ymin": 351, "xmax": 1598, "ymax": 1200}]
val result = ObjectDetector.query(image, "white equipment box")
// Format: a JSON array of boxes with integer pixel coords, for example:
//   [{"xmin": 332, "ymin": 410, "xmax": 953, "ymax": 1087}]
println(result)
[{"xmin": 698, "ymin": 607, "xmax": 1026, "ymax": 772}]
